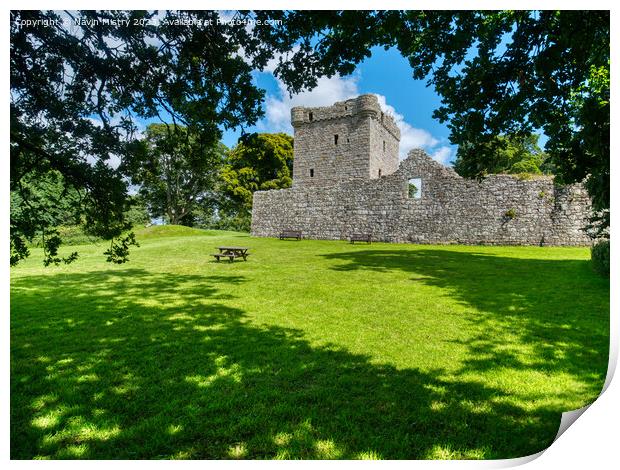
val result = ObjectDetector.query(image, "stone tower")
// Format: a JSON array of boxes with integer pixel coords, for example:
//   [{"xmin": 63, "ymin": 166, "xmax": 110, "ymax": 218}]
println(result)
[{"xmin": 290, "ymin": 94, "xmax": 401, "ymax": 187}]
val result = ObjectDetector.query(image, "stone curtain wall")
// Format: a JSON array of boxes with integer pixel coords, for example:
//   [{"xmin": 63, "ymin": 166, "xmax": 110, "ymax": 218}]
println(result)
[
  {"xmin": 253, "ymin": 94, "xmax": 591, "ymax": 246},
  {"xmin": 251, "ymin": 149, "xmax": 592, "ymax": 246}
]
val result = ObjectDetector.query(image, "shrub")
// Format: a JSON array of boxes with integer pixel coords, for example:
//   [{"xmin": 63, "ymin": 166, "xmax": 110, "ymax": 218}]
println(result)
[
  {"xmin": 216, "ymin": 214, "xmax": 251, "ymax": 232},
  {"xmin": 504, "ymin": 208, "xmax": 517, "ymax": 219},
  {"xmin": 26, "ymin": 225, "xmax": 103, "ymax": 247},
  {"xmin": 198, "ymin": 212, "xmax": 252, "ymax": 233},
  {"xmin": 591, "ymin": 240, "xmax": 610, "ymax": 276},
  {"xmin": 515, "ymin": 172, "xmax": 534, "ymax": 181}
]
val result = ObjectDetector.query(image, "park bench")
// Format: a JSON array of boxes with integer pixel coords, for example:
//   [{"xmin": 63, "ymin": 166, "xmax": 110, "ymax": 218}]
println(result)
[
  {"xmin": 350, "ymin": 233, "xmax": 372, "ymax": 244},
  {"xmin": 279, "ymin": 230, "xmax": 302, "ymax": 240}
]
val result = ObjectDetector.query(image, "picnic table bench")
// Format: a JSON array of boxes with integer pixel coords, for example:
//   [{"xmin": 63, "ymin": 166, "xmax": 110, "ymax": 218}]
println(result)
[
  {"xmin": 350, "ymin": 233, "xmax": 372, "ymax": 244},
  {"xmin": 279, "ymin": 230, "xmax": 302, "ymax": 240},
  {"xmin": 212, "ymin": 246, "xmax": 250, "ymax": 262}
]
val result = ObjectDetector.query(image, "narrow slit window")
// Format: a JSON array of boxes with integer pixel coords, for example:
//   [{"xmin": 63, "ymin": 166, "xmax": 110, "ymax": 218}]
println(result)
[
  {"xmin": 383, "ymin": 140, "xmax": 386, "ymax": 152},
  {"xmin": 378, "ymin": 169, "xmax": 382, "ymax": 177},
  {"xmin": 334, "ymin": 134, "xmax": 339, "ymax": 145},
  {"xmin": 309, "ymin": 112, "xmax": 313, "ymax": 121},
  {"xmin": 310, "ymin": 168, "xmax": 314, "ymax": 178}
]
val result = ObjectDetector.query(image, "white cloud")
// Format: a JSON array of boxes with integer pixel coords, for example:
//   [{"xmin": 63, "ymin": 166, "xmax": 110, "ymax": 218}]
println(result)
[
  {"xmin": 430, "ymin": 146, "xmax": 454, "ymax": 165},
  {"xmin": 260, "ymin": 73, "xmax": 454, "ymax": 165},
  {"xmin": 261, "ymin": 74, "xmax": 359, "ymax": 133},
  {"xmin": 374, "ymin": 94, "xmax": 440, "ymax": 158}
]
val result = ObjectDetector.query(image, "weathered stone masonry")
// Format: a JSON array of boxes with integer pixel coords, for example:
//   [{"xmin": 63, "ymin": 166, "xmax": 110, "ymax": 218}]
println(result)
[{"xmin": 251, "ymin": 94, "xmax": 591, "ymax": 246}]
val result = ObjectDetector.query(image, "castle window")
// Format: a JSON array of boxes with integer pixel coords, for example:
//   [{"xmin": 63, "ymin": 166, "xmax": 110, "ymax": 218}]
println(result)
[
  {"xmin": 378, "ymin": 169, "xmax": 382, "ymax": 177},
  {"xmin": 309, "ymin": 112, "xmax": 313, "ymax": 121},
  {"xmin": 383, "ymin": 140, "xmax": 386, "ymax": 152},
  {"xmin": 346, "ymin": 137, "xmax": 350, "ymax": 143},
  {"xmin": 334, "ymin": 134, "xmax": 339, "ymax": 145},
  {"xmin": 310, "ymin": 168, "xmax": 314, "ymax": 178},
  {"xmin": 408, "ymin": 178, "xmax": 422, "ymax": 199}
]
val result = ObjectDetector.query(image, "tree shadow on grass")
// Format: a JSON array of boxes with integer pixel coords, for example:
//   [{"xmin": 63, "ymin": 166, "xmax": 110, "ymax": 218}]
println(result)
[
  {"xmin": 321, "ymin": 248, "xmax": 609, "ymax": 413},
  {"xmin": 10, "ymin": 267, "xmax": 576, "ymax": 459}
]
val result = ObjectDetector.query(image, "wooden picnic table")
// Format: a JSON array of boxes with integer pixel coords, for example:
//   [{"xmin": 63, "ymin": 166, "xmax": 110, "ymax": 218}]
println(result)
[{"xmin": 212, "ymin": 246, "xmax": 250, "ymax": 262}]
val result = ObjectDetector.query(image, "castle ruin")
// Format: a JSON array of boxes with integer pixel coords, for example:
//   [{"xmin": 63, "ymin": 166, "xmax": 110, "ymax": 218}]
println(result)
[{"xmin": 251, "ymin": 94, "xmax": 591, "ymax": 246}]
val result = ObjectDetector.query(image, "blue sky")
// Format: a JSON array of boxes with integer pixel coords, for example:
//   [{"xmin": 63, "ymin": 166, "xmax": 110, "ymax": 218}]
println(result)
[{"xmin": 221, "ymin": 46, "xmax": 457, "ymax": 165}]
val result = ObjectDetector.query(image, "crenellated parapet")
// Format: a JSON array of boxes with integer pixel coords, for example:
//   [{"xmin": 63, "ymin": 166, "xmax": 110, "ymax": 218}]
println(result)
[
  {"xmin": 290, "ymin": 94, "xmax": 401, "ymax": 185},
  {"xmin": 291, "ymin": 94, "xmax": 400, "ymax": 140}
]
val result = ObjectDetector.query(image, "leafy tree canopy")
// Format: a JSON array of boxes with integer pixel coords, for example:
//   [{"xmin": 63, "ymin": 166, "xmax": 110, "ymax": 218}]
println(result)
[
  {"xmin": 10, "ymin": 10, "xmax": 350, "ymax": 265},
  {"xmin": 221, "ymin": 132, "xmax": 294, "ymax": 211},
  {"xmin": 266, "ymin": 10, "xmax": 609, "ymax": 234},
  {"xmin": 453, "ymin": 134, "xmax": 551, "ymax": 178},
  {"xmin": 216, "ymin": 132, "xmax": 293, "ymax": 232},
  {"xmin": 124, "ymin": 123, "xmax": 228, "ymax": 226},
  {"xmin": 123, "ymin": 195, "xmax": 151, "ymax": 228},
  {"xmin": 10, "ymin": 170, "xmax": 82, "ymax": 266}
]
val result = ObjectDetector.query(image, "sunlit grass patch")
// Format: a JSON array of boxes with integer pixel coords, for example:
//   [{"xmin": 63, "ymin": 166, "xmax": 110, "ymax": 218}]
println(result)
[{"xmin": 10, "ymin": 226, "xmax": 609, "ymax": 459}]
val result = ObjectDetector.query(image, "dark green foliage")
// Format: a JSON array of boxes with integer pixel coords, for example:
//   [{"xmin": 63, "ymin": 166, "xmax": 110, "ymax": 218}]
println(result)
[
  {"xmin": 8, "ymin": 10, "xmax": 330, "ymax": 265},
  {"xmin": 10, "ymin": 170, "xmax": 82, "ymax": 265},
  {"xmin": 41, "ymin": 230, "xmax": 79, "ymax": 267},
  {"xmin": 591, "ymin": 240, "xmax": 610, "ymax": 276},
  {"xmin": 124, "ymin": 196, "xmax": 151, "ymax": 228},
  {"xmin": 10, "ymin": 169, "xmax": 145, "ymax": 260},
  {"xmin": 123, "ymin": 124, "xmax": 228, "ymax": 226},
  {"xmin": 218, "ymin": 132, "xmax": 294, "ymax": 228},
  {"xmin": 11, "ymin": 171, "xmax": 82, "ymax": 226},
  {"xmin": 585, "ymin": 210, "xmax": 610, "ymax": 241},
  {"xmin": 103, "ymin": 232, "xmax": 139, "ymax": 264},
  {"xmin": 550, "ymin": 61, "xmax": 609, "ymax": 213},
  {"xmin": 10, "ymin": 236, "xmax": 28, "ymax": 267},
  {"xmin": 454, "ymin": 134, "xmax": 550, "ymax": 178}
]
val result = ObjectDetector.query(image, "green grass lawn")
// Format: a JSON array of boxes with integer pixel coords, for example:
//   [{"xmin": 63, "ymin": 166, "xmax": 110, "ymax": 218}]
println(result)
[{"xmin": 10, "ymin": 226, "xmax": 609, "ymax": 459}]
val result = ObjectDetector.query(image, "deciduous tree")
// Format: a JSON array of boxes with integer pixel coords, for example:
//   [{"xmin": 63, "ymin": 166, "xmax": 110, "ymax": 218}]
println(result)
[
  {"xmin": 124, "ymin": 124, "xmax": 228, "ymax": 226},
  {"xmin": 220, "ymin": 132, "xmax": 294, "ymax": 226},
  {"xmin": 453, "ymin": 134, "xmax": 551, "ymax": 177},
  {"xmin": 9, "ymin": 10, "xmax": 328, "ymax": 265}
]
